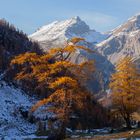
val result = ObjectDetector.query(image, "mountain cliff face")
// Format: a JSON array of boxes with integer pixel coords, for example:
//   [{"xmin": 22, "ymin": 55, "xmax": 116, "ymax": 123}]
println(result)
[{"xmin": 96, "ymin": 14, "xmax": 140, "ymax": 65}]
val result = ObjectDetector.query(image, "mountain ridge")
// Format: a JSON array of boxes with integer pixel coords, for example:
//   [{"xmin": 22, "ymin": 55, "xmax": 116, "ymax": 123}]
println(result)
[
  {"xmin": 96, "ymin": 13, "xmax": 140, "ymax": 65},
  {"xmin": 29, "ymin": 16, "xmax": 108, "ymax": 50}
]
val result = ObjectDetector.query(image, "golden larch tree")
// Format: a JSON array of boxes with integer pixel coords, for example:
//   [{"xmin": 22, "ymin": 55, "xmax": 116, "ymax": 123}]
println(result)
[
  {"xmin": 11, "ymin": 37, "xmax": 95, "ymax": 138},
  {"xmin": 110, "ymin": 57, "xmax": 140, "ymax": 129}
]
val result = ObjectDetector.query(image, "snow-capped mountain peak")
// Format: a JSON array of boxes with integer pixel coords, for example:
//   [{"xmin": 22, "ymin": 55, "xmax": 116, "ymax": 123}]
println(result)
[
  {"xmin": 29, "ymin": 16, "xmax": 89, "ymax": 42},
  {"xmin": 111, "ymin": 13, "xmax": 140, "ymax": 36},
  {"xmin": 29, "ymin": 16, "xmax": 108, "ymax": 51},
  {"xmin": 68, "ymin": 16, "xmax": 83, "ymax": 23}
]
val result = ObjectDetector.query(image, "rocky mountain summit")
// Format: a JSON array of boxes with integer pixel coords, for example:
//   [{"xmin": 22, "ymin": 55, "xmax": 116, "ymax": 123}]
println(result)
[
  {"xmin": 96, "ymin": 14, "xmax": 140, "ymax": 65},
  {"xmin": 29, "ymin": 16, "xmax": 108, "ymax": 50}
]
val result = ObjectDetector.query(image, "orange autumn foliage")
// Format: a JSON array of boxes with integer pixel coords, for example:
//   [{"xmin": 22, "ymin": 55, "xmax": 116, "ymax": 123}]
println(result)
[
  {"xmin": 110, "ymin": 57, "xmax": 140, "ymax": 129},
  {"xmin": 11, "ymin": 37, "xmax": 95, "ymax": 136}
]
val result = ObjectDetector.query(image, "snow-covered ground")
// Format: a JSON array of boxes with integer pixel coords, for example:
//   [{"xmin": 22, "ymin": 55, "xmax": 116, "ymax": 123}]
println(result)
[{"xmin": 0, "ymin": 81, "xmax": 37, "ymax": 138}]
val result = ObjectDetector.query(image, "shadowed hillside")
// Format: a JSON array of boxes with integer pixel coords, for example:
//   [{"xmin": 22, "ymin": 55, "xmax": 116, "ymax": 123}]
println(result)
[{"xmin": 0, "ymin": 19, "xmax": 41, "ymax": 71}]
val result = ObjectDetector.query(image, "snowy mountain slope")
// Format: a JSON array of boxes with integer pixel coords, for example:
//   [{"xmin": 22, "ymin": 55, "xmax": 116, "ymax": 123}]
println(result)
[
  {"xmin": 29, "ymin": 16, "xmax": 108, "ymax": 51},
  {"xmin": 0, "ymin": 80, "xmax": 37, "ymax": 138},
  {"xmin": 96, "ymin": 14, "xmax": 140, "ymax": 65}
]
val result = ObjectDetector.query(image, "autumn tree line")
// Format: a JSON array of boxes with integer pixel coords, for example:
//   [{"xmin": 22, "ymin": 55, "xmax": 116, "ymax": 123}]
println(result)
[{"xmin": 0, "ymin": 20, "xmax": 140, "ymax": 139}]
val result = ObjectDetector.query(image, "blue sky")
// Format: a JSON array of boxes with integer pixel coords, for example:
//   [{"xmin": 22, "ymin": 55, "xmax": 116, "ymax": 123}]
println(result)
[{"xmin": 0, "ymin": 0, "xmax": 140, "ymax": 34}]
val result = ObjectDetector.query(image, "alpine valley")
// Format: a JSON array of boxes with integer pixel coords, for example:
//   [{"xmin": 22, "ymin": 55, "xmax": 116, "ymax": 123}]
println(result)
[{"xmin": 0, "ymin": 13, "xmax": 140, "ymax": 138}]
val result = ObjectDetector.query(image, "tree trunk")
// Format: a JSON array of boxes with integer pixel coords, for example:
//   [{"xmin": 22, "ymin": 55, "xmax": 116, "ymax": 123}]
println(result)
[{"xmin": 57, "ymin": 122, "xmax": 66, "ymax": 140}]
